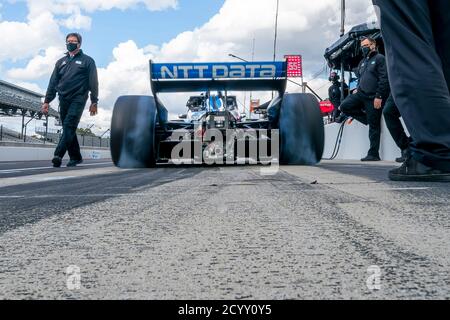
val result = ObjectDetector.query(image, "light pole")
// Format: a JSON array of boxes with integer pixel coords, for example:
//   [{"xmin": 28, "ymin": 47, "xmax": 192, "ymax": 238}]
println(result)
[
  {"xmin": 229, "ymin": 53, "xmax": 323, "ymax": 102},
  {"xmin": 272, "ymin": 0, "xmax": 280, "ymax": 99},
  {"xmin": 273, "ymin": 0, "xmax": 280, "ymax": 62},
  {"xmin": 229, "ymin": 53, "xmax": 251, "ymax": 118},
  {"xmin": 229, "ymin": 54, "xmax": 307, "ymax": 90},
  {"xmin": 228, "ymin": 54, "xmax": 247, "ymax": 63}
]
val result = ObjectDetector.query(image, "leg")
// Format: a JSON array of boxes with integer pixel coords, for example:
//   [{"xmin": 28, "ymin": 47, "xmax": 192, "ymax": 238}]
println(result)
[
  {"xmin": 65, "ymin": 100, "xmax": 85, "ymax": 161},
  {"xmin": 339, "ymin": 92, "xmax": 368, "ymax": 125},
  {"xmin": 429, "ymin": 0, "xmax": 450, "ymax": 93},
  {"xmin": 383, "ymin": 95, "xmax": 410, "ymax": 151},
  {"xmin": 330, "ymin": 98, "xmax": 341, "ymax": 120},
  {"xmin": 332, "ymin": 105, "xmax": 340, "ymax": 121},
  {"xmin": 70, "ymin": 134, "xmax": 81, "ymax": 160},
  {"xmin": 54, "ymin": 99, "xmax": 70, "ymax": 159},
  {"xmin": 374, "ymin": 0, "xmax": 450, "ymax": 171},
  {"xmin": 364, "ymin": 98, "xmax": 383, "ymax": 158}
]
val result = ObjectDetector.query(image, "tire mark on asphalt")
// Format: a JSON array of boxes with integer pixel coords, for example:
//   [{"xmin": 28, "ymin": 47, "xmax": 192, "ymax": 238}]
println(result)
[
  {"xmin": 0, "ymin": 167, "xmax": 203, "ymax": 235},
  {"xmin": 277, "ymin": 169, "xmax": 450, "ymax": 298}
]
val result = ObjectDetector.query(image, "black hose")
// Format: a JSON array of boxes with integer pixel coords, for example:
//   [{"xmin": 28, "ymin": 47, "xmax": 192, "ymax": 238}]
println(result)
[{"xmin": 322, "ymin": 121, "xmax": 346, "ymax": 161}]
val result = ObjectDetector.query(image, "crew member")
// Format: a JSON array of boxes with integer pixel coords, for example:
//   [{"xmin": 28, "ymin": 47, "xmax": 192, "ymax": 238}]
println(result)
[
  {"xmin": 42, "ymin": 33, "xmax": 99, "ymax": 168},
  {"xmin": 328, "ymin": 72, "xmax": 348, "ymax": 122},
  {"xmin": 340, "ymin": 37, "xmax": 390, "ymax": 161},
  {"xmin": 383, "ymin": 94, "xmax": 411, "ymax": 163},
  {"xmin": 373, "ymin": 0, "xmax": 450, "ymax": 181}
]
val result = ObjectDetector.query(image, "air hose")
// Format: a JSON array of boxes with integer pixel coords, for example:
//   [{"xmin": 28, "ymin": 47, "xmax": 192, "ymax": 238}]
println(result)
[{"xmin": 322, "ymin": 120, "xmax": 346, "ymax": 161}]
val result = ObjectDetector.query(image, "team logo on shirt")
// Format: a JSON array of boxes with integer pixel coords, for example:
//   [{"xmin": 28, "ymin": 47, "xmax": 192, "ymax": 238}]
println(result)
[{"xmin": 75, "ymin": 61, "xmax": 82, "ymax": 65}]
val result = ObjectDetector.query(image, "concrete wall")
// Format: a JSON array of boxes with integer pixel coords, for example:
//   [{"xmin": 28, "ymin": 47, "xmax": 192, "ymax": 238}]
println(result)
[
  {"xmin": 0, "ymin": 143, "xmax": 111, "ymax": 162},
  {"xmin": 323, "ymin": 117, "xmax": 407, "ymax": 161}
]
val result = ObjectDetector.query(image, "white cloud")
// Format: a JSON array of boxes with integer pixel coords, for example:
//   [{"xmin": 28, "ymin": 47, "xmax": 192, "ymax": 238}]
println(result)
[
  {"xmin": 7, "ymin": 46, "xmax": 65, "ymax": 80},
  {"xmin": 97, "ymin": 40, "xmax": 154, "ymax": 106},
  {"xmin": 58, "ymin": 11, "xmax": 92, "ymax": 30},
  {"xmin": 0, "ymin": 12, "xmax": 62, "ymax": 62}
]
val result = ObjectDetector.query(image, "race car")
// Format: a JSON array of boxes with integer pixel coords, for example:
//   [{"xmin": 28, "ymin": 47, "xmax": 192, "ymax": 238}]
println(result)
[{"xmin": 110, "ymin": 60, "xmax": 324, "ymax": 168}]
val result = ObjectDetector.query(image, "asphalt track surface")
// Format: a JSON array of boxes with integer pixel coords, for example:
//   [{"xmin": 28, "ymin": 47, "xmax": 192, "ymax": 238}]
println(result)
[{"xmin": 0, "ymin": 159, "xmax": 449, "ymax": 299}]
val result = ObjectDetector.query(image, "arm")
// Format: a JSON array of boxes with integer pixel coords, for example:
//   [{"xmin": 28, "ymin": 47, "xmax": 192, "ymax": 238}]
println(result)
[
  {"xmin": 353, "ymin": 63, "xmax": 361, "ymax": 78},
  {"xmin": 88, "ymin": 59, "xmax": 99, "ymax": 116},
  {"xmin": 344, "ymin": 82, "xmax": 349, "ymax": 97},
  {"xmin": 44, "ymin": 62, "xmax": 60, "ymax": 104},
  {"xmin": 88, "ymin": 59, "xmax": 99, "ymax": 105},
  {"xmin": 375, "ymin": 55, "xmax": 389, "ymax": 100}
]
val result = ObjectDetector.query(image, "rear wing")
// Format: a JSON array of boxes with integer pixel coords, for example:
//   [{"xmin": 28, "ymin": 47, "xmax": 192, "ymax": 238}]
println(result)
[{"xmin": 150, "ymin": 61, "xmax": 288, "ymax": 95}]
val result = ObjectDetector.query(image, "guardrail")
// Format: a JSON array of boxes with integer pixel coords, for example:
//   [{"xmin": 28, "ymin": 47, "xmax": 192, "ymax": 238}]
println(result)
[
  {"xmin": 35, "ymin": 127, "xmax": 110, "ymax": 148},
  {"xmin": 0, "ymin": 125, "xmax": 110, "ymax": 148}
]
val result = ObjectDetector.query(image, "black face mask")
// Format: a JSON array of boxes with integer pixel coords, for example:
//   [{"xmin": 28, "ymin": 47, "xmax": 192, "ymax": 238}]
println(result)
[
  {"xmin": 66, "ymin": 43, "xmax": 78, "ymax": 52},
  {"xmin": 361, "ymin": 46, "xmax": 371, "ymax": 57}
]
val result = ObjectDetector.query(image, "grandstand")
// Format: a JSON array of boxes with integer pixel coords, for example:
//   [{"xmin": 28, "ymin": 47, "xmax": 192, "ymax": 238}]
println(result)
[
  {"xmin": 0, "ymin": 80, "xmax": 59, "ymax": 142},
  {"xmin": 1, "ymin": 80, "xmax": 110, "ymax": 148}
]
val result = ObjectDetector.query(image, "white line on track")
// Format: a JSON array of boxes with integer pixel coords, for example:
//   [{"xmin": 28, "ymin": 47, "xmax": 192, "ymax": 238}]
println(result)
[
  {"xmin": 0, "ymin": 162, "xmax": 113, "ymax": 174},
  {"xmin": 0, "ymin": 166, "xmax": 126, "ymax": 188}
]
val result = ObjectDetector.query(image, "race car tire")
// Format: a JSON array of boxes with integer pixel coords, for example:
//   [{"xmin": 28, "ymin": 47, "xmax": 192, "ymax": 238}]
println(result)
[
  {"xmin": 111, "ymin": 95, "xmax": 157, "ymax": 168},
  {"xmin": 279, "ymin": 93, "xmax": 324, "ymax": 165}
]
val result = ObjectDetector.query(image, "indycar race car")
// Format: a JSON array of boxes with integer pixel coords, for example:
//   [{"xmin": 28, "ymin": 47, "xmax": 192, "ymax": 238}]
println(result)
[{"xmin": 110, "ymin": 60, "xmax": 324, "ymax": 168}]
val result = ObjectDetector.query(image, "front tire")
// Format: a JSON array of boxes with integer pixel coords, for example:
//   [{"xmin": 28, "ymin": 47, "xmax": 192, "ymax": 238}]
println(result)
[
  {"xmin": 110, "ymin": 96, "xmax": 157, "ymax": 168},
  {"xmin": 279, "ymin": 93, "xmax": 324, "ymax": 165}
]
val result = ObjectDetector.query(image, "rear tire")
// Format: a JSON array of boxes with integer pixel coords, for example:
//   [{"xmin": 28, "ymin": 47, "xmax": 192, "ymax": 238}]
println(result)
[
  {"xmin": 279, "ymin": 93, "xmax": 324, "ymax": 165},
  {"xmin": 110, "ymin": 96, "xmax": 157, "ymax": 168}
]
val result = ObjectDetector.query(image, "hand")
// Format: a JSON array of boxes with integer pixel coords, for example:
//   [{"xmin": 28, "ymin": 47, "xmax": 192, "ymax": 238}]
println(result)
[
  {"xmin": 352, "ymin": 89, "xmax": 358, "ymax": 94},
  {"xmin": 374, "ymin": 98, "xmax": 383, "ymax": 109},
  {"xmin": 41, "ymin": 103, "xmax": 49, "ymax": 115},
  {"xmin": 89, "ymin": 103, "xmax": 98, "ymax": 116}
]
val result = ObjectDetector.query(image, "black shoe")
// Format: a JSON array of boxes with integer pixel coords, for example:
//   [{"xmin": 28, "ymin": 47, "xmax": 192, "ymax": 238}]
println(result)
[
  {"xmin": 389, "ymin": 158, "xmax": 450, "ymax": 182},
  {"xmin": 52, "ymin": 156, "xmax": 62, "ymax": 168},
  {"xmin": 67, "ymin": 159, "xmax": 83, "ymax": 167},
  {"xmin": 361, "ymin": 155, "xmax": 381, "ymax": 162},
  {"xmin": 395, "ymin": 148, "xmax": 410, "ymax": 163}
]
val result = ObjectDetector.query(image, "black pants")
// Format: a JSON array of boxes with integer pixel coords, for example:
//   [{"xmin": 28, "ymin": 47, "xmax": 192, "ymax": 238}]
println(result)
[
  {"xmin": 331, "ymin": 100, "xmax": 341, "ymax": 120},
  {"xmin": 373, "ymin": 0, "xmax": 450, "ymax": 171},
  {"xmin": 54, "ymin": 98, "xmax": 86, "ymax": 161},
  {"xmin": 340, "ymin": 91, "xmax": 383, "ymax": 157},
  {"xmin": 383, "ymin": 95, "xmax": 410, "ymax": 151}
]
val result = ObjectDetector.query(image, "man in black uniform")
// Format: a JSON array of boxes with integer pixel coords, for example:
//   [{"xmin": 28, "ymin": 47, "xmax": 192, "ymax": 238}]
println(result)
[
  {"xmin": 340, "ymin": 37, "xmax": 390, "ymax": 161},
  {"xmin": 328, "ymin": 72, "xmax": 348, "ymax": 122},
  {"xmin": 383, "ymin": 94, "xmax": 411, "ymax": 163},
  {"xmin": 42, "ymin": 33, "xmax": 99, "ymax": 168},
  {"xmin": 373, "ymin": 0, "xmax": 450, "ymax": 182}
]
